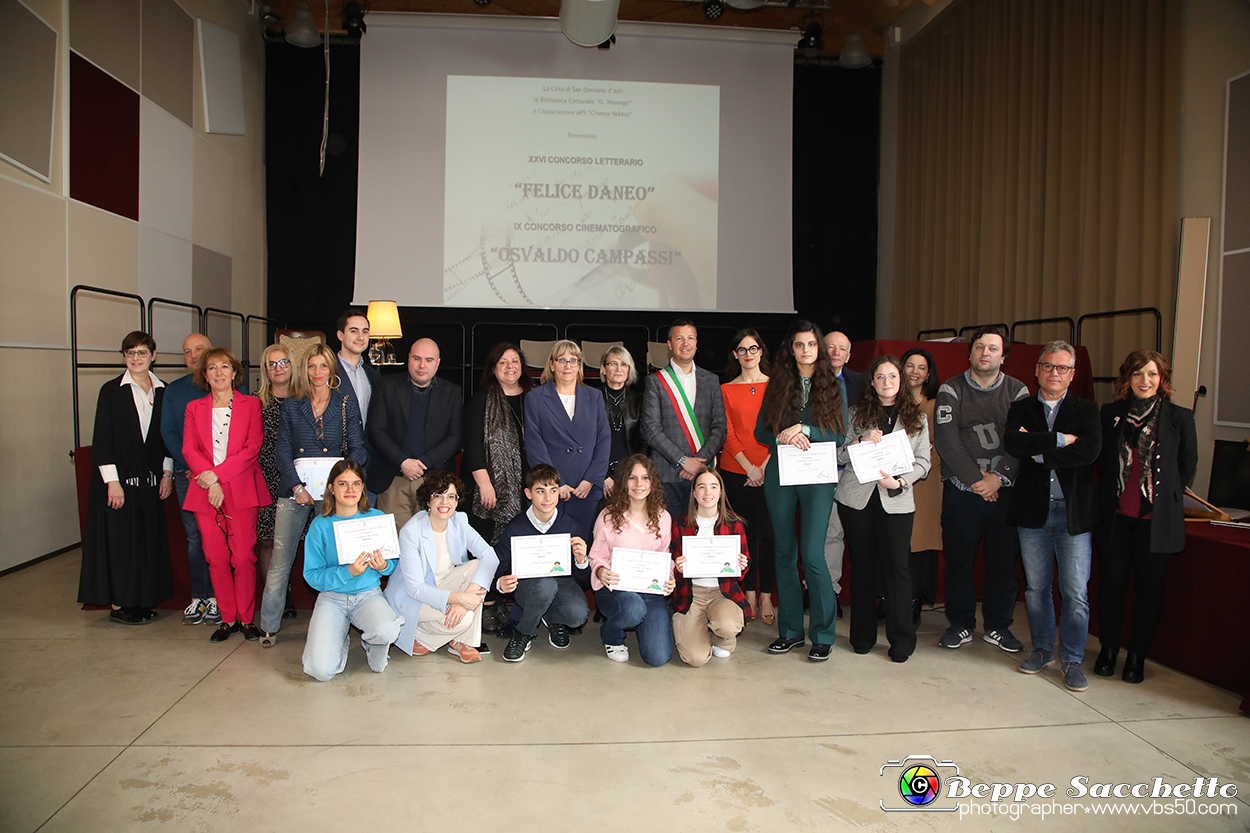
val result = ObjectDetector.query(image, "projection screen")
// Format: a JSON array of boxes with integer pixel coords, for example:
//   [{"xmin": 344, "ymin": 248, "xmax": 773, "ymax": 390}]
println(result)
[{"xmin": 356, "ymin": 14, "xmax": 795, "ymax": 313}]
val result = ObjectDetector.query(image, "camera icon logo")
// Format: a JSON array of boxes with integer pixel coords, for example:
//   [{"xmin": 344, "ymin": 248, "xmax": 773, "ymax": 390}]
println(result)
[{"xmin": 880, "ymin": 756, "xmax": 959, "ymax": 812}]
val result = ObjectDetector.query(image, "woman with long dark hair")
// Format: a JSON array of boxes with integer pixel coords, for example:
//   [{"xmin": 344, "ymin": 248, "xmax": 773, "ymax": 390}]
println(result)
[
  {"xmin": 754, "ymin": 321, "xmax": 846, "ymax": 662},
  {"xmin": 719, "ymin": 328, "xmax": 775, "ymax": 624},
  {"xmin": 588, "ymin": 453, "xmax": 675, "ymax": 666},
  {"xmin": 1093, "ymin": 350, "xmax": 1197, "ymax": 684},
  {"xmin": 835, "ymin": 355, "xmax": 931, "ymax": 662},
  {"xmin": 463, "ymin": 342, "xmax": 531, "ymax": 633},
  {"xmin": 901, "ymin": 347, "xmax": 941, "ymax": 623}
]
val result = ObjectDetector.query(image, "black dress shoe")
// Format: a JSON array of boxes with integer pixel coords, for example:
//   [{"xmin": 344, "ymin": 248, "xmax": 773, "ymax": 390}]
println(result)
[
  {"xmin": 477, "ymin": 641, "xmax": 491, "ymax": 655},
  {"xmin": 481, "ymin": 605, "xmax": 500, "ymax": 634},
  {"xmin": 240, "ymin": 623, "xmax": 262, "ymax": 641},
  {"xmin": 1093, "ymin": 645, "xmax": 1117, "ymax": 677},
  {"xmin": 890, "ymin": 652, "xmax": 911, "ymax": 664},
  {"xmin": 767, "ymin": 636, "xmax": 806, "ymax": 654},
  {"xmin": 210, "ymin": 622, "xmax": 239, "ymax": 643},
  {"xmin": 1122, "ymin": 652, "xmax": 1145, "ymax": 684},
  {"xmin": 852, "ymin": 645, "xmax": 872, "ymax": 655},
  {"xmin": 808, "ymin": 643, "xmax": 832, "ymax": 662},
  {"xmin": 110, "ymin": 607, "xmax": 153, "ymax": 625}
]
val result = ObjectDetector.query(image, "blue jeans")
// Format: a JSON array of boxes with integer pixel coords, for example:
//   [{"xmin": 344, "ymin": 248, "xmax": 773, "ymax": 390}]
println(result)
[
  {"xmin": 594, "ymin": 587, "xmax": 672, "ymax": 666},
  {"xmin": 1018, "ymin": 500, "xmax": 1092, "ymax": 664},
  {"xmin": 175, "ymin": 472, "xmax": 214, "ymax": 599},
  {"xmin": 302, "ymin": 588, "xmax": 404, "ymax": 682},
  {"xmin": 260, "ymin": 497, "xmax": 311, "ymax": 633},
  {"xmin": 514, "ymin": 576, "xmax": 589, "ymax": 637}
]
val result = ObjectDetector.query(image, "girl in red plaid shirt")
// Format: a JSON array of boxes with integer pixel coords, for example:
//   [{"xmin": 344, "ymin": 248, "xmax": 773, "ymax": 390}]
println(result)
[{"xmin": 670, "ymin": 468, "xmax": 753, "ymax": 666}]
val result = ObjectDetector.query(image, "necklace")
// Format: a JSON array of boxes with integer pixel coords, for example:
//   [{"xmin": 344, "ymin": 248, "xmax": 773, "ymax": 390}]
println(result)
[{"xmin": 605, "ymin": 388, "xmax": 626, "ymax": 432}]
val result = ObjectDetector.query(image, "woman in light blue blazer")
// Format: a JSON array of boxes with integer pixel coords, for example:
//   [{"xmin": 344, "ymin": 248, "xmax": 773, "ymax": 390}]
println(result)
[
  {"xmin": 524, "ymin": 340, "xmax": 611, "ymax": 539},
  {"xmin": 385, "ymin": 470, "xmax": 499, "ymax": 663},
  {"xmin": 835, "ymin": 354, "xmax": 931, "ymax": 663}
]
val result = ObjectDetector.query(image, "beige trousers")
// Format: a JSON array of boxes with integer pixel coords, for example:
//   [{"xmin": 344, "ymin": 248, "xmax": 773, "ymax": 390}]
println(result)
[
  {"xmin": 672, "ymin": 585, "xmax": 744, "ymax": 668},
  {"xmin": 413, "ymin": 560, "xmax": 482, "ymax": 652},
  {"xmin": 377, "ymin": 475, "xmax": 424, "ymax": 533}
]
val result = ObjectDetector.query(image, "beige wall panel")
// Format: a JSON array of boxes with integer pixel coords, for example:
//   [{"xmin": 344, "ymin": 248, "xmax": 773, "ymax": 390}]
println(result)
[
  {"xmin": 69, "ymin": 0, "xmax": 140, "ymax": 91},
  {"xmin": 21, "ymin": 0, "xmax": 59, "ymax": 25},
  {"xmin": 68, "ymin": 201, "xmax": 142, "ymax": 350},
  {"xmin": 0, "ymin": 0, "xmax": 64, "ymax": 194},
  {"xmin": 0, "ymin": 0, "xmax": 59, "ymax": 181},
  {"xmin": 192, "ymin": 244, "xmax": 236, "ymax": 348},
  {"xmin": 0, "ymin": 347, "xmax": 80, "ymax": 571},
  {"xmin": 139, "ymin": 98, "xmax": 194, "ymax": 240},
  {"xmin": 140, "ymin": 0, "xmax": 194, "ymax": 127},
  {"xmin": 0, "ymin": 179, "xmax": 67, "ymax": 346},
  {"xmin": 1178, "ymin": 0, "xmax": 1250, "ymax": 497},
  {"xmin": 192, "ymin": 135, "xmax": 233, "ymax": 255}
]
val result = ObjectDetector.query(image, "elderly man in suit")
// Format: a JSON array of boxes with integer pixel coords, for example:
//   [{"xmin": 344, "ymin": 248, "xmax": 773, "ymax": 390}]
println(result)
[
  {"xmin": 367, "ymin": 338, "xmax": 463, "ymax": 531},
  {"xmin": 642, "ymin": 319, "xmax": 727, "ymax": 513},
  {"xmin": 1004, "ymin": 341, "xmax": 1101, "ymax": 692}
]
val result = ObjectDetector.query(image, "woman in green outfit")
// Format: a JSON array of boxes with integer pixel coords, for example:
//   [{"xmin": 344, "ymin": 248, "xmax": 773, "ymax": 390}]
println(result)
[{"xmin": 754, "ymin": 320, "xmax": 847, "ymax": 662}]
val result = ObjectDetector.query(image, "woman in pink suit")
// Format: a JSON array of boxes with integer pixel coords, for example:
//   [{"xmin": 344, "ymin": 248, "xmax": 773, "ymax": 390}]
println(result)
[{"xmin": 183, "ymin": 347, "xmax": 272, "ymax": 643}]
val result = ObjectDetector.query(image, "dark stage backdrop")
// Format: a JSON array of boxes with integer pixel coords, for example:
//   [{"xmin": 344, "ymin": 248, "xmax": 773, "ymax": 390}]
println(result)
[{"xmin": 265, "ymin": 45, "xmax": 881, "ymax": 376}]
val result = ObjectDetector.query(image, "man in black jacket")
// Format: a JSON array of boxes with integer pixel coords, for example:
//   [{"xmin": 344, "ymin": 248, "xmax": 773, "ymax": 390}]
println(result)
[
  {"xmin": 1004, "ymin": 341, "xmax": 1101, "ymax": 692},
  {"xmin": 367, "ymin": 338, "xmax": 463, "ymax": 531}
]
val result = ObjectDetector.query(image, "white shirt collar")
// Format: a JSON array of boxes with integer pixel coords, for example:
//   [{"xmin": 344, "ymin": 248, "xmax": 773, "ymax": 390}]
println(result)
[
  {"xmin": 669, "ymin": 359, "xmax": 695, "ymax": 378},
  {"xmin": 120, "ymin": 370, "xmax": 165, "ymax": 391},
  {"xmin": 527, "ymin": 505, "xmax": 558, "ymax": 534}
]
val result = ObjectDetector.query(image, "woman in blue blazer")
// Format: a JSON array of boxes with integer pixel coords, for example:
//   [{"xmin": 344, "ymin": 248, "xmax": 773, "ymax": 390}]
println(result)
[
  {"xmin": 259, "ymin": 343, "xmax": 366, "ymax": 646},
  {"xmin": 384, "ymin": 470, "xmax": 499, "ymax": 662},
  {"xmin": 524, "ymin": 340, "xmax": 612, "ymax": 539}
]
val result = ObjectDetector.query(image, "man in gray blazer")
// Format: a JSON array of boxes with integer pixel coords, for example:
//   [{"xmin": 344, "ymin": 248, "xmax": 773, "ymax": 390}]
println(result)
[
  {"xmin": 642, "ymin": 320, "xmax": 727, "ymax": 514},
  {"xmin": 367, "ymin": 338, "xmax": 463, "ymax": 530}
]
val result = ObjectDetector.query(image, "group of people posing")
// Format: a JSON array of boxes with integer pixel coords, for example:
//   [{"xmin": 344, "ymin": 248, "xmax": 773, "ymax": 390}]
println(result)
[{"xmin": 78, "ymin": 313, "xmax": 1195, "ymax": 690}]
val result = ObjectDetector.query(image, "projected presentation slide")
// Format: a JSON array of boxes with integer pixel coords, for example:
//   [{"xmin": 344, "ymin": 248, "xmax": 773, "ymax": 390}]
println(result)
[{"xmin": 443, "ymin": 75, "xmax": 720, "ymax": 310}]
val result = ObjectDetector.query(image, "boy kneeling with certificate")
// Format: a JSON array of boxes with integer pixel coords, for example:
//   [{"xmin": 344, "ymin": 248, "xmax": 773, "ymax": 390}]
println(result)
[
  {"xmin": 670, "ymin": 467, "xmax": 752, "ymax": 667},
  {"xmin": 494, "ymin": 465, "xmax": 592, "ymax": 662}
]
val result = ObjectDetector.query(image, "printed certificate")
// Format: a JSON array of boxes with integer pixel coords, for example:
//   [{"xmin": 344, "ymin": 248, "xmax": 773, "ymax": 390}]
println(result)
[
  {"xmin": 847, "ymin": 431, "xmax": 916, "ymax": 485},
  {"xmin": 777, "ymin": 442, "xmax": 838, "ymax": 486},
  {"xmin": 511, "ymin": 533, "xmax": 573, "ymax": 579},
  {"xmin": 610, "ymin": 547, "xmax": 672, "ymax": 595},
  {"xmin": 331, "ymin": 513, "xmax": 400, "ymax": 566},
  {"xmin": 293, "ymin": 456, "xmax": 343, "ymax": 500},
  {"xmin": 681, "ymin": 534, "xmax": 742, "ymax": 578}
]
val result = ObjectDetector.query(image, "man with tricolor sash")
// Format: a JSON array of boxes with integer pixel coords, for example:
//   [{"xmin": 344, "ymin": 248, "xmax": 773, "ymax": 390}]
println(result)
[{"xmin": 642, "ymin": 320, "xmax": 727, "ymax": 513}]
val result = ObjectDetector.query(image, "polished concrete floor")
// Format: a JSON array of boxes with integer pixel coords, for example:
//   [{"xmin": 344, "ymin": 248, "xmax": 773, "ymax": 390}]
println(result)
[{"xmin": 2, "ymin": 549, "xmax": 1247, "ymax": 832}]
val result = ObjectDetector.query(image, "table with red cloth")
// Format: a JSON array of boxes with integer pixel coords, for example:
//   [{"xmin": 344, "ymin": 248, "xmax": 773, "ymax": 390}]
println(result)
[
  {"xmin": 1086, "ymin": 521, "xmax": 1250, "ymax": 710},
  {"xmin": 846, "ymin": 339, "xmax": 1095, "ymax": 399}
]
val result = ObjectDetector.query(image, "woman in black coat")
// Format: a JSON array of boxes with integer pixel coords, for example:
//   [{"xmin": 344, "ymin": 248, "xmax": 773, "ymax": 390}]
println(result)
[
  {"xmin": 78, "ymin": 331, "xmax": 175, "ymax": 624},
  {"xmin": 597, "ymin": 345, "xmax": 646, "ymax": 499},
  {"xmin": 1093, "ymin": 350, "xmax": 1197, "ymax": 684}
]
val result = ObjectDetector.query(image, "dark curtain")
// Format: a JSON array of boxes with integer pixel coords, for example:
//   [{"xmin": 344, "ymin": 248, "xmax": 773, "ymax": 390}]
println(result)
[
  {"xmin": 792, "ymin": 63, "xmax": 882, "ymax": 341},
  {"xmin": 265, "ymin": 40, "xmax": 361, "ymax": 330}
]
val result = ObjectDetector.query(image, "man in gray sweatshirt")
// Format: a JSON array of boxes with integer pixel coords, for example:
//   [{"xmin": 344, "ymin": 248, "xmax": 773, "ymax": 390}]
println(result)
[{"xmin": 933, "ymin": 326, "xmax": 1028, "ymax": 651}]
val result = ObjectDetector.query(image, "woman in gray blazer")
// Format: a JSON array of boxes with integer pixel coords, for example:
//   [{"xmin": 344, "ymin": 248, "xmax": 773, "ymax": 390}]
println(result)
[{"xmin": 835, "ymin": 355, "xmax": 931, "ymax": 663}]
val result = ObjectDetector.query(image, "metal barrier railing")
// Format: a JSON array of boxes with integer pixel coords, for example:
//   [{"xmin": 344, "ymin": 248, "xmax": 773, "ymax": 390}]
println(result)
[
  {"xmin": 146, "ymin": 297, "xmax": 204, "ymax": 378},
  {"xmin": 1010, "ymin": 316, "xmax": 1076, "ymax": 345},
  {"xmin": 1075, "ymin": 307, "xmax": 1163, "ymax": 383},
  {"xmin": 70, "ymin": 285, "xmax": 146, "ymax": 448},
  {"xmin": 916, "ymin": 328, "xmax": 958, "ymax": 340},
  {"xmin": 957, "ymin": 322, "xmax": 1009, "ymax": 341},
  {"xmin": 244, "ymin": 314, "xmax": 278, "ymax": 391}
]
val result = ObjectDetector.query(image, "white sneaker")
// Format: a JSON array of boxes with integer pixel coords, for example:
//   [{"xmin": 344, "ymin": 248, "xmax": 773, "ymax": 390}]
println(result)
[
  {"xmin": 711, "ymin": 645, "xmax": 731, "ymax": 658},
  {"xmin": 605, "ymin": 644, "xmax": 629, "ymax": 663},
  {"xmin": 182, "ymin": 598, "xmax": 205, "ymax": 625}
]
